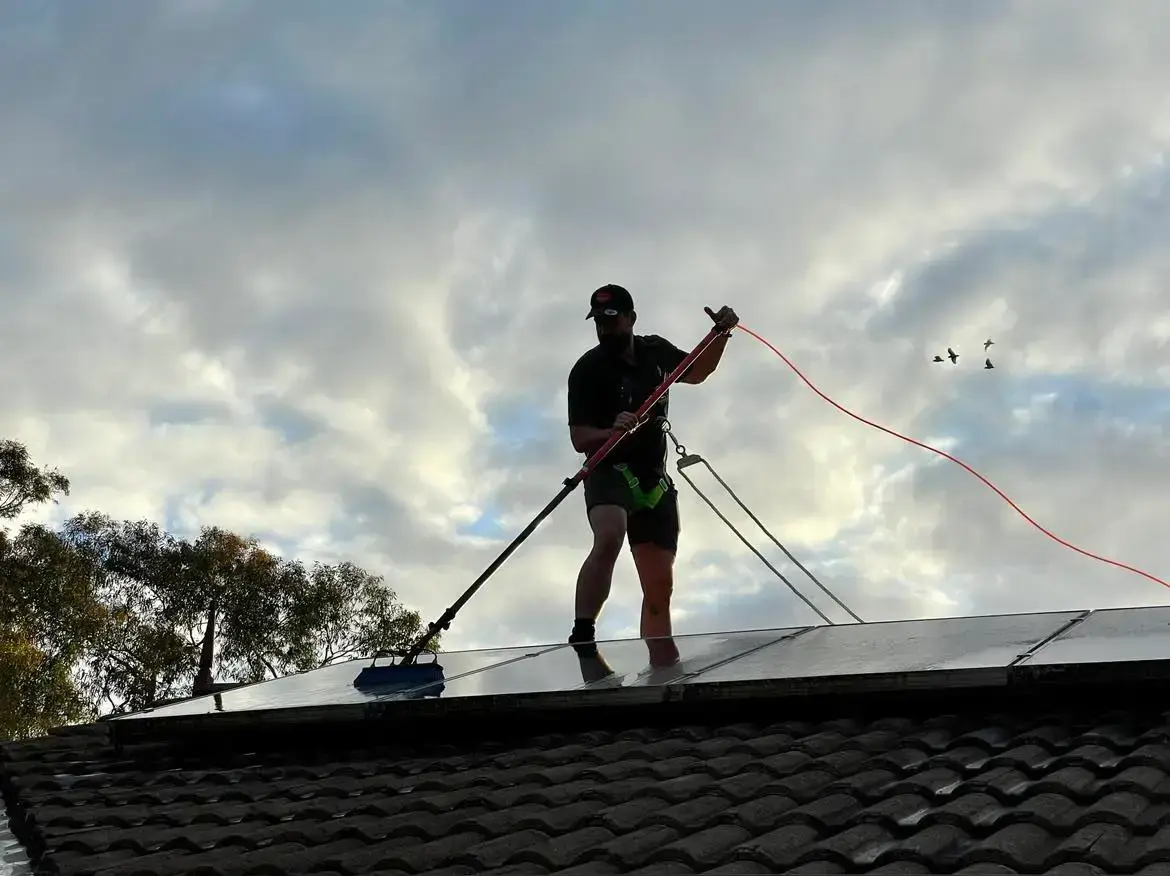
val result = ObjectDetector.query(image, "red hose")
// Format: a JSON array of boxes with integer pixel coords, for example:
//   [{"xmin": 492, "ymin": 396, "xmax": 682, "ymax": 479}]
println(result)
[{"xmin": 737, "ymin": 322, "xmax": 1169, "ymax": 590}]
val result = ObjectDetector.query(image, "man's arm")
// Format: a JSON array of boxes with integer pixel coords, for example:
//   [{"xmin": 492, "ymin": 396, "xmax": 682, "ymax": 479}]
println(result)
[
  {"xmin": 567, "ymin": 360, "xmax": 614, "ymax": 455},
  {"xmin": 570, "ymin": 424, "xmax": 614, "ymax": 455},
  {"xmin": 649, "ymin": 333, "xmax": 731, "ymax": 385},
  {"xmin": 677, "ymin": 331, "xmax": 730, "ymax": 383}
]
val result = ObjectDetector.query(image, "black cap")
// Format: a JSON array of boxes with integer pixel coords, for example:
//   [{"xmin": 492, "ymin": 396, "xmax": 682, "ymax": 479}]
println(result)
[{"xmin": 586, "ymin": 284, "xmax": 635, "ymax": 319}]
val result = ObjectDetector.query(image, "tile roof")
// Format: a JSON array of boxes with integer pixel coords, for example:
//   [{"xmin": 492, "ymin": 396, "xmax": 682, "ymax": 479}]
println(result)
[{"xmin": 6, "ymin": 684, "xmax": 1170, "ymax": 875}]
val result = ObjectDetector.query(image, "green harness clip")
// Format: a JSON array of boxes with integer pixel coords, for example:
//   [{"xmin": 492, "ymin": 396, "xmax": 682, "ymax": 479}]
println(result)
[{"xmin": 614, "ymin": 463, "xmax": 669, "ymax": 510}]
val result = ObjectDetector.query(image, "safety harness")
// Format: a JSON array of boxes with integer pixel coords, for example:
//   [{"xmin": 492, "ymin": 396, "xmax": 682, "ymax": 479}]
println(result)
[{"xmin": 613, "ymin": 462, "xmax": 670, "ymax": 510}]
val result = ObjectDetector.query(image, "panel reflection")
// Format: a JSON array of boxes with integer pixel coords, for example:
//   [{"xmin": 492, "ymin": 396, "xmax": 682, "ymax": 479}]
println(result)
[
  {"xmin": 114, "ymin": 643, "xmax": 562, "ymax": 718},
  {"xmin": 691, "ymin": 611, "xmax": 1082, "ymax": 683},
  {"xmin": 407, "ymin": 628, "xmax": 804, "ymax": 699},
  {"xmin": 1022, "ymin": 606, "xmax": 1170, "ymax": 665}
]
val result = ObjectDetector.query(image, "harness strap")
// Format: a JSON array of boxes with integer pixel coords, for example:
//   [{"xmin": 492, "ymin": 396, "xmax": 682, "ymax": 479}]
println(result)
[{"xmin": 613, "ymin": 463, "xmax": 669, "ymax": 510}]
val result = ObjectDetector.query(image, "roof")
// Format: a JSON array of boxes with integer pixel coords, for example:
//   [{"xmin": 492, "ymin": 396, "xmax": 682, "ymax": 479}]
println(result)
[{"xmin": 6, "ymin": 605, "xmax": 1170, "ymax": 874}]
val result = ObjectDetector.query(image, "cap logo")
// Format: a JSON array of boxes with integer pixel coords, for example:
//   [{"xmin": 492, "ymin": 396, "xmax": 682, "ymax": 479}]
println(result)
[{"xmin": 596, "ymin": 291, "xmax": 611, "ymax": 302}]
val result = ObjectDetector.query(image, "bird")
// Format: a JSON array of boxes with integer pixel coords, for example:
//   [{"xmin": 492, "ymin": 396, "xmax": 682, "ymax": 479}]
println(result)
[
  {"xmin": 932, "ymin": 355, "xmax": 944, "ymax": 363},
  {"xmin": 984, "ymin": 358, "xmax": 994, "ymax": 369},
  {"xmin": 947, "ymin": 347, "xmax": 958, "ymax": 364},
  {"xmin": 984, "ymin": 338, "xmax": 994, "ymax": 351}
]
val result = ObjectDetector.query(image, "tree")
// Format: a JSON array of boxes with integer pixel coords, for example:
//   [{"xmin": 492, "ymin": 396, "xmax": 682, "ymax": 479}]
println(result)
[
  {"xmin": 0, "ymin": 525, "xmax": 108, "ymax": 739},
  {"xmin": 182, "ymin": 532, "xmax": 436, "ymax": 686},
  {"xmin": 0, "ymin": 439, "xmax": 70, "ymax": 521},
  {"xmin": 0, "ymin": 439, "xmax": 436, "ymax": 731},
  {"xmin": 280, "ymin": 560, "xmax": 434, "ymax": 673},
  {"xmin": 58, "ymin": 512, "xmax": 201, "ymax": 712},
  {"xmin": 56, "ymin": 512, "xmax": 435, "ymax": 712}
]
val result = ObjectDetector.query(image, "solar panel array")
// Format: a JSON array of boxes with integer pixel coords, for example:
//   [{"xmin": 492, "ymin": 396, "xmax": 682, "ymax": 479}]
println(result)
[{"xmin": 111, "ymin": 604, "xmax": 1170, "ymax": 720}]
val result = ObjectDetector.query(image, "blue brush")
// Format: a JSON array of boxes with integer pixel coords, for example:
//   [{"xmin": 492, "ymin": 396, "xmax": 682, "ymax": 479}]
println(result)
[{"xmin": 353, "ymin": 652, "xmax": 445, "ymax": 692}]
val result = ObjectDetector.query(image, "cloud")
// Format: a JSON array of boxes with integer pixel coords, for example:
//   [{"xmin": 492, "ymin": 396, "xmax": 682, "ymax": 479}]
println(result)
[{"xmin": 5, "ymin": 0, "xmax": 1170, "ymax": 676}]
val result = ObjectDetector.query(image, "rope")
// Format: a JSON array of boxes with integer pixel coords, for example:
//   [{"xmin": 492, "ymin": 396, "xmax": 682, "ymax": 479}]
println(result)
[
  {"xmin": 659, "ymin": 419, "xmax": 863, "ymax": 626},
  {"xmin": 736, "ymin": 322, "xmax": 1169, "ymax": 590}
]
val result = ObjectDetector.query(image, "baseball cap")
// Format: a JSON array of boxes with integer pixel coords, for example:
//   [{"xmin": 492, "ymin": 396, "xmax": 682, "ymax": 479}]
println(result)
[{"xmin": 586, "ymin": 284, "xmax": 635, "ymax": 319}]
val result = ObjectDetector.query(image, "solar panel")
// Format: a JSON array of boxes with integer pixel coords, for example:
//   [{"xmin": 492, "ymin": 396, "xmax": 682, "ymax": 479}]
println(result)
[
  {"xmin": 400, "ymin": 627, "xmax": 804, "ymax": 699},
  {"xmin": 112, "ymin": 643, "xmax": 562, "ymax": 719},
  {"xmin": 110, "ymin": 606, "xmax": 1170, "ymax": 724},
  {"xmin": 685, "ymin": 611, "xmax": 1083, "ymax": 684},
  {"xmin": 1017, "ymin": 605, "xmax": 1170, "ymax": 665}
]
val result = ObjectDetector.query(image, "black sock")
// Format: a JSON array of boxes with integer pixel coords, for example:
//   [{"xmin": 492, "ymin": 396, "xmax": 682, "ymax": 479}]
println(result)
[{"xmin": 570, "ymin": 618, "xmax": 597, "ymax": 656}]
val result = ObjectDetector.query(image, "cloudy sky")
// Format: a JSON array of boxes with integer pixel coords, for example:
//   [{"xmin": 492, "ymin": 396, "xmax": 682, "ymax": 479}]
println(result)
[{"xmin": 5, "ymin": 0, "xmax": 1170, "ymax": 664}]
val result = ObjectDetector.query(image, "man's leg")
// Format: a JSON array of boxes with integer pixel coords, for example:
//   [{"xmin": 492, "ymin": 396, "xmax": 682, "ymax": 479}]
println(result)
[
  {"xmin": 571, "ymin": 467, "xmax": 629, "ymax": 657},
  {"xmin": 574, "ymin": 505, "xmax": 627, "ymax": 617},
  {"xmin": 629, "ymin": 488, "xmax": 681, "ymax": 667}
]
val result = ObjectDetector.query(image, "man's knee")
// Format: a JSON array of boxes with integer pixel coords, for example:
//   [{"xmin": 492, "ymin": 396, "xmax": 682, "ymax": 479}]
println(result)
[
  {"xmin": 632, "ymin": 543, "xmax": 675, "ymax": 595},
  {"xmin": 588, "ymin": 504, "xmax": 626, "ymax": 561}
]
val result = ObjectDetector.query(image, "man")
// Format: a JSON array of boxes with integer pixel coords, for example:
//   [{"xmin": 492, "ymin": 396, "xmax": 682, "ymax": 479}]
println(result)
[{"xmin": 566, "ymin": 283, "xmax": 738, "ymax": 671}]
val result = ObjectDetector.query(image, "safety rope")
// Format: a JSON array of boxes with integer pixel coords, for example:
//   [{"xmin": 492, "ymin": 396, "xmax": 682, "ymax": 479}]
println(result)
[{"xmin": 659, "ymin": 418, "xmax": 864, "ymax": 626}]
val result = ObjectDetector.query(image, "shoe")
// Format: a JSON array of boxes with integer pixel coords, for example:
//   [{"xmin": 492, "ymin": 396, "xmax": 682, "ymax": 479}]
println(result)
[
  {"xmin": 577, "ymin": 651, "xmax": 616, "ymax": 683},
  {"xmin": 646, "ymin": 637, "xmax": 680, "ymax": 668}
]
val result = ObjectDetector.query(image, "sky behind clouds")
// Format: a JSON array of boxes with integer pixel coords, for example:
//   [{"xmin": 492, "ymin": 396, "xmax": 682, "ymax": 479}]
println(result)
[{"xmin": 4, "ymin": 0, "xmax": 1170, "ymax": 657}]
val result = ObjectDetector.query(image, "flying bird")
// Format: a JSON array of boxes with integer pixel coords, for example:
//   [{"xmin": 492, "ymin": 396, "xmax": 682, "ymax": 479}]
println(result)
[
  {"xmin": 947, "ymin": 347, "xmax": 958, "ymax": 364},
  {"xmin": 932, "ymin": 355, "xmax": 944, "ymax": 363},
  {"xmin": 984, "ymin": 338, "xmax": 994, "ymax": 351},
  {"xmin": 984, "ymin": 358, "xmax": 994, "ymax": 369}
]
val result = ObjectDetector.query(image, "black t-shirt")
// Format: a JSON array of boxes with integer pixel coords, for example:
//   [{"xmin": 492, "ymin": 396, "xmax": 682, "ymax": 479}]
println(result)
[{"xmin": 567, "ymin": 334, "xmax": 691, "ymax": 477}]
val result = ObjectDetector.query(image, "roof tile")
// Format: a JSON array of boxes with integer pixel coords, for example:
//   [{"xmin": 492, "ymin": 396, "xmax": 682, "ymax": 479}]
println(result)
[
  {"xmin": 498, "ymin": 823, "xmax": 617, "ymax": 870},
  {"xmin": 704, "ymin": 862, "xmax": 796, "ymax": 875},
  {"xmin": 452, "ymin": 828, "xmax": 555, "ymax": 870},
  {"xmin": 722, "ymin": 792, "xmax": 798, "ymax": 832},
  {"xmin": 9, "ymin": 704, "xmax": 1170, "ymax": 874},
  {"xmin": 1056, "ymin": 823, "xmax": 1136, "ymax": 871},
  {"xmin": 643, "ymin": 795, "xmax": 729, "ymax": 832},
  {"xmin": 710, "ymin": 771, "xmax": 773, "ymax": 803},
  {"xmin": 480, "ymin": 865, "xmax": 560, "ymax": 876},
  {"xmin": 733, "ymin": 823, "xmax": 823, "ymax": 869},
  {"xmin": 1031, "ymin": 765, "xmax": 1099, "ymax": 799},
  {"xmin": 499, "ymin": 824, "xmax": 617, "ymax": 870},
  {"xmin": 781, "ymin": 862, "xmax": 851, "ymax": 875},
  {"xmin": 830, "ymin": 766, "xmax": 902, "ymax": 800},
  {"xmin": 626, "ymin": 864, "xmax": 696, "ymax": 876},
  {"xmin": 1105, "ymin": 764, "xmax": 1170, "ymax": 796},
  {"xmin": 873, "ymin": 864, "xmax": 939, "ymax": 874},
  {"xmin": 780, "ymin": 792, "xmax": 862, "ymax": 830},
  {"xmin": 802, "ymin": 821, "xmax": 898, "ymax": 868},
  {"xmin": 986, "ymin": 742, "xmax": 1054, "ymax": 773},
  {"xmin": 959, "ymin": 822, "xmax": 1057, "ymax": 871},
  {"xmin": 644, "ymin": 823, "xmax": 752, "ymax": 869},
  {"xmin": 377, "ymin": 828, "xmax": 488, "ymax": 872},
  {"xmin": 857, "ymin": 792, "xmax": 932, "ymax": 827},
  {"xmin": 595, "ymin": 796, "xmax": 669, "ymax": 833},
  {"xmin": 584, "ymin": 824, "xmax": 683, "ymax": 869},
  {"xmin": 642, "ymin": 772, "xmax": 718, "ymax": 803}
]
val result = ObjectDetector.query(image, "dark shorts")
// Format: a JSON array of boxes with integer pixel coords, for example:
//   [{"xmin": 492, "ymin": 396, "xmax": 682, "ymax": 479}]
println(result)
[{"xmin": 583, "ymin": 464, "xmax": 680, "ymax": 553}]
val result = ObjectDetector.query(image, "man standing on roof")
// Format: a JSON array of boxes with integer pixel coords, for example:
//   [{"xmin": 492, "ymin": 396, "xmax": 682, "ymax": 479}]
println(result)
[{"xmin": 566, "ymin": 284, "xmax": 738, "ymax": 670}]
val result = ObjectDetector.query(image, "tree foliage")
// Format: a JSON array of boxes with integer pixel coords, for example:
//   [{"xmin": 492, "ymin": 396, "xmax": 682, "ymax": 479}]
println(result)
[
  {"xmin": 0, "ymin": 440, "xmax": 435, "ymax": 741},
  {"xmin": 0, "ymin": 525, "xmax": 103, "ymax": 738},
  {"xmin": 0, "ymin": 439, "xmax": 70, "ymax": 520}
]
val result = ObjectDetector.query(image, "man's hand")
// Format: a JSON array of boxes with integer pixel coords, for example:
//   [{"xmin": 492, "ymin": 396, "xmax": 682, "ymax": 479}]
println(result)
[
  {"xmin": 711, "ymin": 305, "xmax": 739, "ymax": 332},
  {"xmin": 613, "ymin": 411, "xmax": 638, "ymax": 431},
  {"xmin": 705, "ymin": 305, "xmax": 739, "ymax": 332}
]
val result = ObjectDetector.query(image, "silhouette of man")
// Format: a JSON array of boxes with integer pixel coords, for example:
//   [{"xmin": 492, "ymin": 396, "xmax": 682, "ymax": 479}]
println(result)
[{"xmin": 565, "ymin": 284, "xmax": 737, "ymax": 670}]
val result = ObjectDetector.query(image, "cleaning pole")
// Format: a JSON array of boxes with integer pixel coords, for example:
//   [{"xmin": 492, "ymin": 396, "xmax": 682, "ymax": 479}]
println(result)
[{"xmin": 355, "ymin": 309, "xmax": 731, "ymax": 687}]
